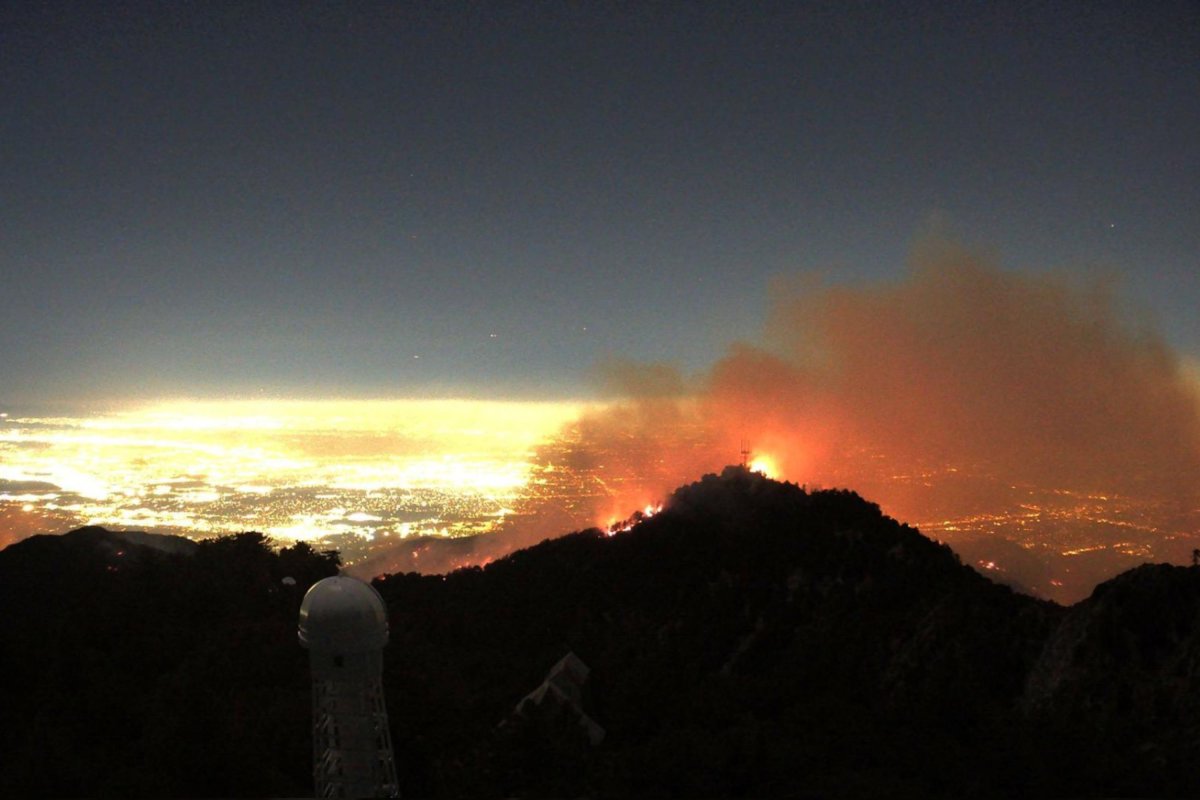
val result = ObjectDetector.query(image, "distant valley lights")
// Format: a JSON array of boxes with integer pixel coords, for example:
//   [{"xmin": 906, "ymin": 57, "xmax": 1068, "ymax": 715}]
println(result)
[{"xmin": 0, "ymin": 399, "xmax": 583, "ymax": 547}]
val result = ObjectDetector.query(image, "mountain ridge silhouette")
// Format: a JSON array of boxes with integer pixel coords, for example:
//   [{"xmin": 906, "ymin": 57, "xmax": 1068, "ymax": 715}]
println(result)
[{"xmin": 1, "ymin": 466, "xmax": 1197, "ymax": 796}]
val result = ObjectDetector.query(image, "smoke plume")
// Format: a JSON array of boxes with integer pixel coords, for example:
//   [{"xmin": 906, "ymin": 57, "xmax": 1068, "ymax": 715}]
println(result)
[{"xmin": 360, "ymin": 241, "xmax": 1200, "ymax": 601}]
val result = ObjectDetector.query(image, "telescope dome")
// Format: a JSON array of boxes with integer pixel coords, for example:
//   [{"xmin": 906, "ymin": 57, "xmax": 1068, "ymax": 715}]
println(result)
[{"xmin": 298, "ymin": 575, "xmax": 389, "ymax": 652}]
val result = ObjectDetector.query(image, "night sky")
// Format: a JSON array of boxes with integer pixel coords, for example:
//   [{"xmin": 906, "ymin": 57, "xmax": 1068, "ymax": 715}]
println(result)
[{"xmin": 3, "ymin": 1, "xmax": 1197, "ymax": 404}]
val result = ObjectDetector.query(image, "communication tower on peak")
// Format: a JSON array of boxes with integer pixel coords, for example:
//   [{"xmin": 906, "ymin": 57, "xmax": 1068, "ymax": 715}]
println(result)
[
  {"xmin": 299, "ymin": 575, "xmax": 399, "ymax": 798},
  {"xmin": 740, "ymin": 440, "xmax": 751, "ymax": 468}
]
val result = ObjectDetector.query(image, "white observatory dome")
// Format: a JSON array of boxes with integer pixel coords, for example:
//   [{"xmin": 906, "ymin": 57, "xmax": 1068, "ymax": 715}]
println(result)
[{"xmin": 298, "ymin": 575, "xmax": 389, "ymax": 653}]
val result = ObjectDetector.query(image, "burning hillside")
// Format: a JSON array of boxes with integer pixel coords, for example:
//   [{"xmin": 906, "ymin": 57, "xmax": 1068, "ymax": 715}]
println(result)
[{"xmin": 354, "ymin": 241, "xmax": 1200, "ymax": 603}]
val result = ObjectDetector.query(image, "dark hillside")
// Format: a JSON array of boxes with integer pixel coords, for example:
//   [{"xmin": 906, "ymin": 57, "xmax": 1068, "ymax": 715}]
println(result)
[
  {"xmin": 2, "ymin": 469, "xmax": 1199, "ymax": 796},
  {"xmin": 0, "ymin": 528, "xmax": 339, "ymax": 797},
  {"xmin": 1022, "ymin": 563, "xmax": 1200, "ymax": 795},
  {"xmin": 376, "ymin": 467, "xmax": 1062, "ymax": 796}
]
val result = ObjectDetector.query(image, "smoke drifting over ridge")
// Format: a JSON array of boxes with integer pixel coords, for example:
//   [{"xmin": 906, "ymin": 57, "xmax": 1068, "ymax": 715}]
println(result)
[
  {"xmin": 364, "ymin": 242, "xmax": 1200, "ymax": 600},
  {"xmin": 712, "ymin": 241, "xmax": 1200, "ymax": 510}
]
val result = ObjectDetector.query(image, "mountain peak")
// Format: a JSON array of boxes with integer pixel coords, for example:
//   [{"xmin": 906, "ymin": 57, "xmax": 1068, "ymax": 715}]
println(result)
[{"xmin": 5, "ymin": 473, "xmax": 1200, "ymax": 795}]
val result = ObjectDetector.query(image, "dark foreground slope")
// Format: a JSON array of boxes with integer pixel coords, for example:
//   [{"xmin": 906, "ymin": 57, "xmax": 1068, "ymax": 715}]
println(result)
[
  {"xmin": 2, "ymin": 469, "xmax": 1200, "ymax": 796},
  {"xmin": 377, "ymin": 467, "xmax": 1060, "ymax": 796},
  {"xmin": 0, "ymin": 528, "xmax": 339, "ymax": 797}
]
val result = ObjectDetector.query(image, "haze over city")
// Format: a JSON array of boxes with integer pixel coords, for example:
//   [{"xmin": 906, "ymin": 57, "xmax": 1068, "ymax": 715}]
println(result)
[{"xmin": 2, "ymin": 2, "xmax": 1198, "ymax": 602}]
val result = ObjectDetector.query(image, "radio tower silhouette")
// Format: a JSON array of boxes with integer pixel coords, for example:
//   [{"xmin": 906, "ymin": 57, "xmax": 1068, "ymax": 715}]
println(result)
[{"xmin": 299, "ymin": 575, "xmax": 399, "ymax": 798}]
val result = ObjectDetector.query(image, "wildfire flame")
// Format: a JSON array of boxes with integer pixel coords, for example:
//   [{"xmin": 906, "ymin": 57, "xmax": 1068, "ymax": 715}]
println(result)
[
  {"xmin": 606, "ymin": 503, "xmax": 663, "ymax": 536},
  {"xmin": 748, "ymin": 455, "xmax": 778, "ymax": 479}
]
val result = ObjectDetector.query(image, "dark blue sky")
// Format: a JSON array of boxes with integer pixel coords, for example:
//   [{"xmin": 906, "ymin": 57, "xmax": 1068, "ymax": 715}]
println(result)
[{"xmin": 3, "ymin": 1, "xmax": 1197, "ymax": 403}]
